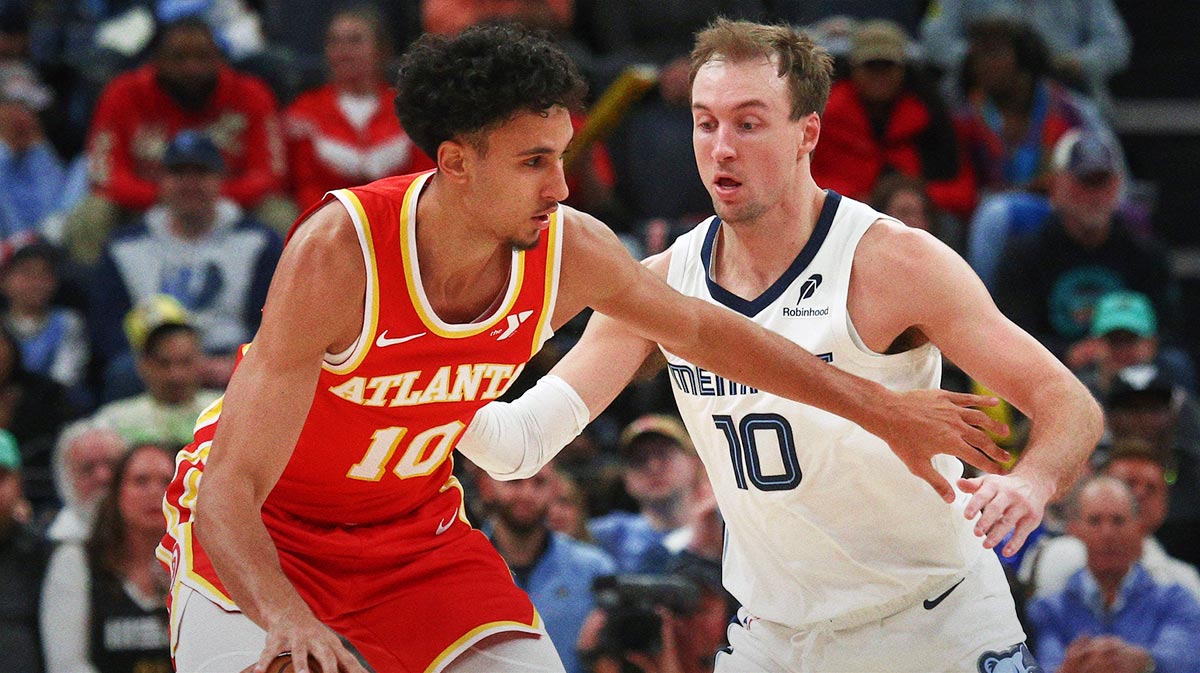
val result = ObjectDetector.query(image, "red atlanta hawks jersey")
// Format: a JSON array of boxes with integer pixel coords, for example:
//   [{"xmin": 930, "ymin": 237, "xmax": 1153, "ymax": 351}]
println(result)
[{"xmin": 158, "ymin": 170, "xmax": 563, "ymax": 610}]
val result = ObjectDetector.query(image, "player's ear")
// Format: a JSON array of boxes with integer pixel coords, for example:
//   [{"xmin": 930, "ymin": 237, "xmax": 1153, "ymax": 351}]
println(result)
[
  {"xmin": 437, "ymin": 140, "xmax": 468, "ymax": 181},
  {"xmin": 799, "ymin": 112, "xmax": 820, "ymax": 158}
]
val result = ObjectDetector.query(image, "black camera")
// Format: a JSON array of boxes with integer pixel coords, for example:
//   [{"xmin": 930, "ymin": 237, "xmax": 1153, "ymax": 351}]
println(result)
[{"xmin": 590, "ymin": 573, "xmax": 701, "ymax": 656}]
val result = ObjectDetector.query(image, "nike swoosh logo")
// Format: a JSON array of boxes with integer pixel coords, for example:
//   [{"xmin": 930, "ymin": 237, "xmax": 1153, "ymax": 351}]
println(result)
[
  {"xmin": 435, "ymin": 516, "xmax": 454, "ymax": 536},
  {"xmin": 923, "ymin": 578, "xmax": 965, "ymax": 610},
  {"xmin": 376, "ymin": 331, "xmax": 426, "ymax": 347}
]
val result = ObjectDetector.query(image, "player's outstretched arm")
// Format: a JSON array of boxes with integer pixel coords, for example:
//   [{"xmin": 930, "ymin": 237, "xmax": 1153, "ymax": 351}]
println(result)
[
  {"xmin": 855, "ymin": 220, "xmax": 1104, "ymax": 556},
  {"xmin": 195, "ymin": 202, "xmax": 369, "ymax": 673},
  {"xmin": 547, "ymin": 209, "xmax": 1011, "ymax": 500}
]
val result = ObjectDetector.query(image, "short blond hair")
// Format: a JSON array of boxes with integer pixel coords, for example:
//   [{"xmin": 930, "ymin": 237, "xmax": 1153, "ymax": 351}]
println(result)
[{"xmin": 689, "ymin": 18, "xmax": 834, "ymax": 120}]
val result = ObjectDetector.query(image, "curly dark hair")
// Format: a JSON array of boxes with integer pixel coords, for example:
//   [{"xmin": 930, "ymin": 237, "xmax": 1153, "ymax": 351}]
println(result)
[{"xmin": 394, "ymin": 23, "xmax": 587, "ymax": 159}]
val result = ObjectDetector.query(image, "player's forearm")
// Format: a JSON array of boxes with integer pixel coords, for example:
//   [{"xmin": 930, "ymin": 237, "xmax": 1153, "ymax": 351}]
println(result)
[
  {"xmin": 194, "ymin": 482, "xmax": 313, "ymax": 628},
  {"xmin": 1010, "ymin": 374, "xmax": 1103, "ymax": 500},
  {"xmin": 667, "ymin": 300, "xmax": 895, "ymax": 431}
]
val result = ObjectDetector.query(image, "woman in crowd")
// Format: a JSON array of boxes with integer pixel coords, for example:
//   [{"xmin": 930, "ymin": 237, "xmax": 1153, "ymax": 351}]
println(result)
[{"xmin": 41, "ymin": 442, "xmax": 175, "ymax": 673}]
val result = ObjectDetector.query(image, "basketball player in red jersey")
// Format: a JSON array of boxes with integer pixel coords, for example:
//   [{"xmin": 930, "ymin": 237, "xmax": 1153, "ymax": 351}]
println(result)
[{"xmin": 159, "ymin": 24, "xmax": 1012, "ymax": 673}]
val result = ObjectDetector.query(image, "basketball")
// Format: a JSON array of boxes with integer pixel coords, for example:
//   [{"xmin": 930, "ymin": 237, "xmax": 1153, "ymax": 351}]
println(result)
[{"xmin": 255, "ymin": 654, "xmax": 322, "ymax": 673}]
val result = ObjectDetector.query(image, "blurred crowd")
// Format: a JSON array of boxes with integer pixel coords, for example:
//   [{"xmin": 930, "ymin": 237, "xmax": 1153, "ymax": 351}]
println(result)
[{"xmin": 1, "ymin": 1, "xmax": 1197, "ymax": 673}]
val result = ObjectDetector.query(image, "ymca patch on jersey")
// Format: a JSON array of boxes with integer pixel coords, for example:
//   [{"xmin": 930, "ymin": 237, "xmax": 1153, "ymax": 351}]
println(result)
[{"xmin": 977, "ymin": 643, "xmax": 1041, "ymax": 673}]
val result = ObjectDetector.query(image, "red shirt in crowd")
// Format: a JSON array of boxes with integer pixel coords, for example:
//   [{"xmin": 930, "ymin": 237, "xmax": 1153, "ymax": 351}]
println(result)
[
  {"xmin": 284, "ymin": 82, "xmax": 434, "ymax": 210},
  {"xmin": 813, "ymin": 80, "xmax": 977, "ymax": 218},
  {"xmin": 88, "ymin": 64, "xmax": 285, "ymax": 210}
]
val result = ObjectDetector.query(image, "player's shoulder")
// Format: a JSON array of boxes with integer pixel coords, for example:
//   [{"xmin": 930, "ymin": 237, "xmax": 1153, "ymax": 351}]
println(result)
[
  {"xmin": 284, "ymin": 199, "xmax": 359, "ymax": 265},
  {"xmin": 856, "ymin": 214, "xmax": 950, "ymax": 272}
]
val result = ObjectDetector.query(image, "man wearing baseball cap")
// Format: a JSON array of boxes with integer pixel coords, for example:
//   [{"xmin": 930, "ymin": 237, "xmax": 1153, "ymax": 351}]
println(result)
[
  {"xmin": 90, "ymin": 129, "xmax": 283, "ymax": 397},
  {"xmin": 1069, "ymin": 290, "xmax": 1196, "ymax": 398},
  {"xmin": 995, "ymin": 130, "xmax": 1176, "ymax": 358},
  {"xmin": 589, "ymin": 415, "xmax": 700, "ymax": 574}
]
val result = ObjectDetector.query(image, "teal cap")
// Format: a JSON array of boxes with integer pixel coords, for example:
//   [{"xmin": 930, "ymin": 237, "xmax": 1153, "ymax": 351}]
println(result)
[
  {"xmin": 1091, "ymin": 291, "xmax": 1156, "ymax": 338},
  {"xmin": 0, "ymin": 429, "xmax": 20, "ymax": 471}
]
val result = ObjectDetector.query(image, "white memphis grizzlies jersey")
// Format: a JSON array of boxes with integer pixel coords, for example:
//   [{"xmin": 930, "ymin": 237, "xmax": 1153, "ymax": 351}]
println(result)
[{"xmin": 662, "ymin": 192, "xmax": 983, "ymax": 630}]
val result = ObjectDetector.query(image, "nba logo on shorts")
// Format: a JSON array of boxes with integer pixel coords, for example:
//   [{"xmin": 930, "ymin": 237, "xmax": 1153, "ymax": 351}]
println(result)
[{"xmin": 977, "ymin": 643, "xmax": 1041, "ymax": 673}]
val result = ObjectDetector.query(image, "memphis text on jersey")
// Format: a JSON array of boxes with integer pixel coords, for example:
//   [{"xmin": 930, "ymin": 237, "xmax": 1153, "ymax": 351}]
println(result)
[
  {"xmin": 668, "ymin": 353, "xmax": 833, "ymax": 398},
  {"xmin": 326, "ymin": 362, "xmax": 524, "ymax": 407}
]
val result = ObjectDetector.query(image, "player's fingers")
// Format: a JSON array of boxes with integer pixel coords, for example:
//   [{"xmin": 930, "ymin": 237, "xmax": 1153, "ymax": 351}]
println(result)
[
  {"xmin": 957, "ymin": 476, "xmax": 982, "ymax": 493},
  {"xmin": 334, "ymin": 645, "xmax": 371, "ymax": 673},
  {"xmin": 912, "ymin": 462, "xmax": 955, "ymax": 503},
  {"xmin": 253, "ymin": 645, "xmax": 283, "ymax": 673},
  {"xmin": 982, "ymin": 509, "xmax": 1015, "ymax": 549},
  {"xmin": 974, "ymin": 492, "xmax": 1009, "ymax": 537},
  {"xmin": 1002, "ymin": 514, "xmax": 1039, "ymax": 557},
  {"xmin": 292, "ymin": 645, "xmax": 313, "ymax": 673},
  {"xmin": 309, "ymin": 645, "xmax": 339, "ymax": 673},
  {"xmin": 962, "ymin": 479, "xmax": 997, "ymax": 518},
  {"xmin": 959, "ymin": 408, "xmax": 1010, "ymax": 439},
  {"xmin": 942, "ymin": 391, "xmax": 1000, "ymax": 409},
  {"xmin": 959, "ymin": 429, "xmax": 1010, "ymax": 471}
]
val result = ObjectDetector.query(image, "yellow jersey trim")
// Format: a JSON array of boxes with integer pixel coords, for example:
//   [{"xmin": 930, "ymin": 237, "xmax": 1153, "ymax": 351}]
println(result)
[
  {"xmin": 425, "ymin": 611, "xmax": 544, "ymax": 673},
  {"xmin": 529, "ymin": 207, "xmax": 561, "ymax": 358},
  {"xmin": 323, "ymin": 189, "xmax": 381, "ymax": 375},
  {"xmin": 400, "ymin": 173, "xmax": 527, "ymax": 338}
]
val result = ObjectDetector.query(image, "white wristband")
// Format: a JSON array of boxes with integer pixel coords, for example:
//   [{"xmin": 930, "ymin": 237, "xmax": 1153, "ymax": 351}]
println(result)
[{"xmin": 456, "ymin": 375, "xmax": 590, "ymax": 480}]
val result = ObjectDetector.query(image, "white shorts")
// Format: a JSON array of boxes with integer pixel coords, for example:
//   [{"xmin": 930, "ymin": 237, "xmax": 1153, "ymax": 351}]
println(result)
[
  {"xmin": 715, "ymin": 552, "xmax": 1039, "ymax": 673},
  {"xmin": 172, "ymin": 585, "xmax": 565, "ymax": 673}
]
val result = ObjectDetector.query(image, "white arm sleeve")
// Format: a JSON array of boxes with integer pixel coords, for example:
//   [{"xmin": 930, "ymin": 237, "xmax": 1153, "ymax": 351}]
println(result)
[{"xmin": 456, "ymin": 374, "xmax": 590, "ymax": 480}]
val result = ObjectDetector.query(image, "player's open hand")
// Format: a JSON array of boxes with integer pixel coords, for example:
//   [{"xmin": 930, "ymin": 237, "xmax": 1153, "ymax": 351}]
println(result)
[
  {"xmin": 879, "ymin": 390, "xmax": 1011, "ymax": 503},
  {"xmin": 251, "ymin": 606, "xmax": 368, "ymax": 673},
  {"xmin": 959, "ymin": 471, "xmax": 1053, "ymax": 557}
]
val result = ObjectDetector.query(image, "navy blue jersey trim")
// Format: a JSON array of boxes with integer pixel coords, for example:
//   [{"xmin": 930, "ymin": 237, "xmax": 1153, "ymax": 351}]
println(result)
[{"xmin": 700, "ymin": 190, "xmax": 841, "ymax": 317}]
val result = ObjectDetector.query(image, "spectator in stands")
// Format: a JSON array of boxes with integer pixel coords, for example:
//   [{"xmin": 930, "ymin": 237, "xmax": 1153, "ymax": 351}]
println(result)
[
  {"xmin": 870, "ymin": 172, "xmax": 961, "ymax": 249},
  {"xmin": 1023, "ymin": 441, "xmax": 1200, "ymax": 604},
  {"xmin": 1027, "ymin": 476, "xmax": 1200, "ymax": 673},
  {"xmin": 920, "ymin": 0, "xmax": 1130, "ymax": 107},
  {"xmin": 45, "ymin": 421, "xmax": 125, "ymax": 544},
  {"xmin": 284, "ymin": 6, "xmax": 433, "ymax": 211},
  {"xmin": 993, "ymin": 130, "xmax": 1175, "ymax": 357},
  {"xmin": 480, "ymin": 469, "xmax": 617, "ymax": 673},
  {"xmin": 40, "ymin": 442, "xmax": 174, "ymax": 673},
  {"xmin": 583, "ymin": 0, "xmax": 767, "ymax": 222},
  {"xmin": 92, "ymin": 322, "xmax": 221, "ymax": 448},
  {"xmin": 1, "ymin": 244, "xmax": 89, "ymax": 402},
  {"xmin": 546, "ymin": 467, "xmax": 594, "ymax": 542},
  {"xmin": 811, "ymin": 20, "xmax": 976, "ymax": 218},
  {"xmin": 0, "ymin": 64, "xmax": 70, "ymax": 255},
  {"xmin": 67, "ymin": 16, "xmax": 286, "ymax": 262},
  {"xmin": 1068, "ymin": 291, "xmax": 1196, "ymax": 397},
  {"xmin": 953, "ymin": 18, "xmax": 1116, "ymax": 195},
  {"xmin": 0, "ymin": 428, "xmax": 48, "ymax": 673},
  {"xmin": 90, "ymin": 130, "xmax": 281, "ymax": 396},
  {"xmin": 590, "ymin": 414, "xmax": 701, "ymax": 574},
  {"xmin": 0, "ymin": 325, "xmax": 75, "ymax": 505},
  {"xmin": 1105, "ymin": 365, "xmax": 1200, "ymax": 571}
]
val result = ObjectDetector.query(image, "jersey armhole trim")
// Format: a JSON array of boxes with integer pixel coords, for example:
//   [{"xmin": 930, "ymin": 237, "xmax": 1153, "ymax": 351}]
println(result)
[
  {"xmin": 530, "ymin": 206, "xmax": 564, "ymax": 356},
  {"xmin": 837, "ymin": 216, "xmax": 940, "ymax": 367},
  {"xmin": 323, "ymin": 189, "xmax": 379, "ymax": 373}
]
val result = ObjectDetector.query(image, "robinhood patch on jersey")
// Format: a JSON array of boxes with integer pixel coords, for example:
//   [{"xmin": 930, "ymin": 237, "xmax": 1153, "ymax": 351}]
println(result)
[{"xmin": 977, "ymin": 643, "xmax": 1041, "ymax": 673}]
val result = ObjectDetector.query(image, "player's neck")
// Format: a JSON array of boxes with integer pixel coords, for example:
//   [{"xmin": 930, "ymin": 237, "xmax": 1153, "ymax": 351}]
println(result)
[
  {"xmin": 413, "ymin": 176, "xmax": 514, "ymax": 318},
  {"xmin": 712, "ymin": 181, "xmax": 825, "ymax": 296}
]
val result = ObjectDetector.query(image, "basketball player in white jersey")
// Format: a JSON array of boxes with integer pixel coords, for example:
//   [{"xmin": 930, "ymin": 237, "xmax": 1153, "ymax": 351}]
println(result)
[{"xmin": 456, "ymin": 19, "xmax": 1103, "ymax": 673}]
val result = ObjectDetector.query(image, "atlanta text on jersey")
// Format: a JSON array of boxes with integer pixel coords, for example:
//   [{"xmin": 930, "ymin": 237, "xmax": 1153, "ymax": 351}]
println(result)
[{"xmin": 327, "ymin": 363, "xmax": 524, "ymax": 407}]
